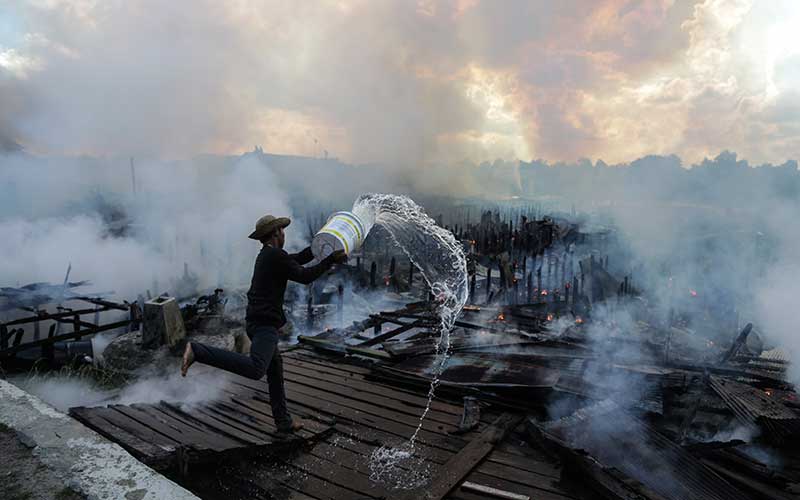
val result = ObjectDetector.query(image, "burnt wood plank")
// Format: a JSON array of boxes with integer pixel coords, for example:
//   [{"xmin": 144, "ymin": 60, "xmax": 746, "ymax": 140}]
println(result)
[
  {"xmin": 288, "ymin": 449, "xmax": 389, "ymax": 498},
  {"xmin": 189, "ymin": 404, "xmax": 272, "ymax": 444},
  {"xmin": 483, "ymin": 449, "xmax": 561, "ymax": 480},
  {"xmin": 282, "ymin": 378, "xmax": 463, "ymax": 434},
  {"xmin": 280, "ymin": 363, "xmax": 468, "ymax": 420},
  {"xmin": 156, "ymin": 402, "xmax": 266, "ymax": 446},
  {"xmin": 243, "ymin": 381, "xmax": 469, "ymax": 450},
  {"xmin": 120, "ymin": 404, "xmax": 241, "ymax": 451},
  {"xmin": 305, "ymin": 435, "xmax": 572, "ymax": 500},
  {"xmin": 70, "ymin": 407, "xmax": 175, "ymax": 468},
  {"xmin": 420, "ymin": 413, "xmax": 524, "ymax": 500},
  {"xmin": 96, "ymin": 406, "xmax": 182, "ymax": 450},
  {"xmin": 230, "ymin": 373, "xmax": 468, "ymax": 436},
  {"xmin": 248, "ymin": 457, "xmax": 378, "ymax": 500},
  {"xmin": 358, "ymin": 319, "xmax": 422, "ymax": 346},
  {"xmin": 211, "ymin": 398, "xmax": 324, "ymax": 441}
]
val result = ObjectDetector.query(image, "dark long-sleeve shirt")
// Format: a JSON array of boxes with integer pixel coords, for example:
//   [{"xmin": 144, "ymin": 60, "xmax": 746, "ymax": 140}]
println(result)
[{"xmin": 246, "ymin": 246, "xmax": 335, "ymax": 327}]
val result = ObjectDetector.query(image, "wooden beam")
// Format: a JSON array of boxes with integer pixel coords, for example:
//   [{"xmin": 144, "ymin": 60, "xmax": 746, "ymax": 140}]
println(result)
[
  {"xmin": 297, "ymin": 335, "xmax": 392, "ymax": 360},
  {"xmin": 416, "ymin": 412, "xmax": 523, "ymax": 500},
  {"xmin": 3, "ymin": 304, "xmax": 118, "ymax": 326},
  {"xmin": 460, "ymin": 481, "xmax": 530, "ymax": 500},
  {"xmin": 0, "ymin": 318, "xmax": 131, "ymax": 358},
  {"xmin": 358, "ymin": 319, "xmax": 422, "ymax": 347}
]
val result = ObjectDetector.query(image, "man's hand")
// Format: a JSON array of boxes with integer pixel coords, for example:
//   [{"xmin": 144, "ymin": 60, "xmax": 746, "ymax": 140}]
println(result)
[{"xmin": 330, "ymin": 250, "xmax": 348, "ymax": 264}]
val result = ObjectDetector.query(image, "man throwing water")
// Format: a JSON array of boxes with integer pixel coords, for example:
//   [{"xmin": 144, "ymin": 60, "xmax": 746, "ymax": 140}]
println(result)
[{"xmin": 181, "ymin": 214, "xmax": 346, "ymax": 435}]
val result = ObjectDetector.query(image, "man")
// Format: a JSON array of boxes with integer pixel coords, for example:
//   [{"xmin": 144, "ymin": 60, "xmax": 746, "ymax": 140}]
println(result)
[{"xmin": 181, "ymin": 214, "xmax": 346, "ymax": 435}]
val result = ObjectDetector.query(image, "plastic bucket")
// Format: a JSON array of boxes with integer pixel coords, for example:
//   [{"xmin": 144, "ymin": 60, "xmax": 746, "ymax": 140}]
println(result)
[{"xmin": 311, "ymin": 211, "xmax": 368, "ymax": 259}]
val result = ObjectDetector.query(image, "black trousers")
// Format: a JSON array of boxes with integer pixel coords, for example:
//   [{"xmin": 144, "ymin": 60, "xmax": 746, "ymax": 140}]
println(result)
[{"xmin": 191, "ymin": 323, "xmax": 292, "ymax": 430}]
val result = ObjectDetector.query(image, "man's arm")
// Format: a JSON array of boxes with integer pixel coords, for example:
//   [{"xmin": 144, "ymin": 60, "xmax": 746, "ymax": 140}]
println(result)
[
  {"xmin": 280, "ymin": 251, "xmax": 336, "ymax": 285},
  {"xmin": 289, "ymin": 247, "xmax": 314, "ymax": 265}
]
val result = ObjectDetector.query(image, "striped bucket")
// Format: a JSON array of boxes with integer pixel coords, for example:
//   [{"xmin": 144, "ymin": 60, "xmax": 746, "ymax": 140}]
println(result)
[{"xmin": 311, "ymin": 211, "xmax": 368, "ymax": 259}]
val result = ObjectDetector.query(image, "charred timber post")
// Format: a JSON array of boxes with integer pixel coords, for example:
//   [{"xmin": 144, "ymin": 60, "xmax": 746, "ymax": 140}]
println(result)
[
  {"xmin": 73, "ymin": 313, "xmax": 81, "ymax": 340},
  {"xmin": 486, "ymin": 267, "xmax": 492, "ymax": 302},
  {"xmin": 571, "ymin": 276, "xmax": 578, "ymax": 305},
  {"xmin": 545, "ymin": 250, "xmax": 552, "ymax": 291},
  {"xmin": 337, "ymin": 283, "xmax": 344, "ymax": 327},
  {"xmin": 306, "ymin": 294, "xmax": 313, "ymax": 330},
  {"xmin": 370, "ymin": 262, "xmax": 377, "ymax": 289},
  {"xmin": 526, "ymin": 272, "xmax": 533, "ymax": 302},
  {"xmin": 408, "ymin": 260, "xmax": 414, "ymax": 289},
  {"xmin": 42, "ymin": 324, "xmax": 55, "ymax": 361},
  {"xmin": 469, "ymin": 273, "xmax": 476, "ymax": 301},
  {"xmin": 33, "ymin": 312, "xmax": 40, "ymax": 341},
  {"xmin": 513, "ymin": 278, "xmax": 519, "ymax": 305},
  {"xmin": 0, "ymin": 324, "xmax": 8, "ymax": 351},
  {"xmin": 536, "ymin": 267, "xmax": 542, "ymax": 302}
]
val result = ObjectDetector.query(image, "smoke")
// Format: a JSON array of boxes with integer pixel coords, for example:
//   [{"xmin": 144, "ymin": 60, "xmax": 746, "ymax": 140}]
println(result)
[
  {"xmin": 8, "ymin": 369, "xmax": 228, "ymax": 413},
  {"xmin": 0, "ymin": 152, "xmax": 295, "ymax": 300}
]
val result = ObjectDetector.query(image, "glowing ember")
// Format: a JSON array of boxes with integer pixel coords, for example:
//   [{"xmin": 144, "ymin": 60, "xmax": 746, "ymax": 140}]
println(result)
[
  {"xmin": 540, "ymin": 289, "xmax": 548, "ymax": 296},
  {"xmin": 575, "ymin": 317, "xmax": 583, "ymax": 324},
  {"xmin": 497, "ymin": 313, "xmax": 505, "ymax": 321},
  {"xmin": 765, "ymin": 389, "xmax": 773, "ymax": 397},
  {"xmin": 546, "ymin": 313, "xmax": 554, "ymax": 321}
]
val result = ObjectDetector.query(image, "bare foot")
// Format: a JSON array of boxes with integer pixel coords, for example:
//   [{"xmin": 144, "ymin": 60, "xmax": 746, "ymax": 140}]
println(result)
[
  {"xmin": 278, "ymin": 419, "xmax": 305, "ymax": 435},
  {"xmin": 181, "ymin": 342, "xmax": 195, "ymax": 377}
]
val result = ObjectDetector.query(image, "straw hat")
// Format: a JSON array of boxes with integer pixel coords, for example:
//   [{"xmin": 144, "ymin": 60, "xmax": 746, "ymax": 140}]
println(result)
[{"xmin": 248, "ymin": 214, "xmax": 291, "ymax": 240}]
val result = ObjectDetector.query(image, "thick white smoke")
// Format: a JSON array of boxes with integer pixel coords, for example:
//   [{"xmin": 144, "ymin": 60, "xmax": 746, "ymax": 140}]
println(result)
[{"xmin": 0, "ymin": 152, "xmax": 296, "ymax": 300}]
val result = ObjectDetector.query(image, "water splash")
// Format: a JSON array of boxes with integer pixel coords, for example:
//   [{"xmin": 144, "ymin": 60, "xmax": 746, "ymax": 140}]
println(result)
[
  {"xmin": 353, "ymin": 193, "xmax": 468, "ymax": 488},
  {"xmin": 368, "ymin": 442, "xmax": 432, "ymax": 490}
]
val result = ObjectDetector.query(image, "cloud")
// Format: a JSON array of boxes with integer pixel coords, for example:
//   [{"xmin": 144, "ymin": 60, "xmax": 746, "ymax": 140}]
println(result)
[{"xmin": 0, "ymin": 0, "xmax": 797, "ymax": 165}]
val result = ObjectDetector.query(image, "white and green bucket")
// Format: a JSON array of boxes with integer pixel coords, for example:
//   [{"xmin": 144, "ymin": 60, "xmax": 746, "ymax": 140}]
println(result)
[{"xmin": 311, "ymin": 211, "xmax": 368, "ymax": 260}]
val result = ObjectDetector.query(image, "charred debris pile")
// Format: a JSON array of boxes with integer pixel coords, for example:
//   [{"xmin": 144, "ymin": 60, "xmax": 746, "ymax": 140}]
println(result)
[{"xmin": 295, "ymin": 207, "xmax": 800, "ymax": 500}]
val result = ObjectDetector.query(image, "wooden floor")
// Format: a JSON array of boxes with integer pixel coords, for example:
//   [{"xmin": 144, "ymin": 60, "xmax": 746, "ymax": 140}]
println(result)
[
  {"xmin": 215, "ymin": 350, "xmax": 577, "ymax": 500},
  {"xmin": 71, "ymin": 348, "xmax": 577, "ymax": 499},
  {"xmin": 69, "ymin": 375, "xmax": 334, "ymax": 471}
]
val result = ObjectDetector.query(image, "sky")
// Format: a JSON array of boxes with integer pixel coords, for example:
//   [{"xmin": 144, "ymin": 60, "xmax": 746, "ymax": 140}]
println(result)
[{"xmin": 1, "ymin": 0, "xmax": 798, "ymax": 166}]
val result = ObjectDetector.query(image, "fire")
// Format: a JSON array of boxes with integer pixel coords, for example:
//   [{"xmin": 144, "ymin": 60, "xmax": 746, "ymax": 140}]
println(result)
[
  {"xmin": 575, "ymin": 317, "xmax": 583, "ymax": 324},
  {"xmin": 497, "ymin": 313, "xmax": 505, "ymax": 321},
  {"xmin": 540, "ymin": 289, "xmax": 548, "ymax": 296},
  {"xmin": 546, "ymin": 313, "xmax": 554, "ymax": 321}
]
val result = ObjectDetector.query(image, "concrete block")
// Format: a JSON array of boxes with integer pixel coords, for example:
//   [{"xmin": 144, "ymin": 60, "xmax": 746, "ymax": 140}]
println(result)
[
  {"xmin": 0, "ymin": 380, "xmax": 198, "ymax": 500},
  {"xmin": 142, "ymin": 297, "xmax": 186, "ymax": 349}
]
